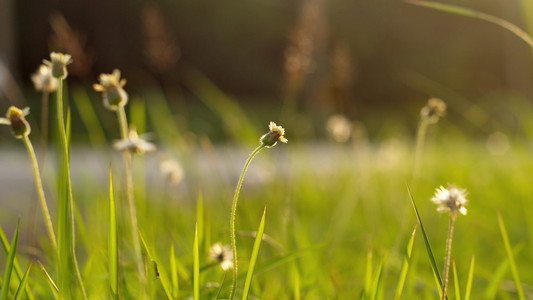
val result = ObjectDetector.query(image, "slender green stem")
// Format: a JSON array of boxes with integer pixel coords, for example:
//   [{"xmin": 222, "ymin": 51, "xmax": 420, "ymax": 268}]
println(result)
[
  {"xmin": 40, "ymin": 91, "xmax": 50, "ymax": 165},
  {"xmin": 21, "ymin": 135, "xmax": 57, "ymax": 250},
  {"xmin": 413, "ymin": 118, "xmax": 428, "ymax": 181},
  {"xmin": 116, "ymin": 106, "xmax": 146, "ymax": 290},
  {"xmin": 229, "ymin": 145, "xmax": 265, "ymax": 300},
  {"xmin": 442, "ymin": 213, "xmax": 456, "ymax": 300}
]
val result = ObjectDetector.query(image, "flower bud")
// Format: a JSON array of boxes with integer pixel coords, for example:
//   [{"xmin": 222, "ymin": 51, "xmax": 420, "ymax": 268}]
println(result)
[
  {"xmin": 3, "ymin": 106, "xmax": 31, "ymax": 138},
  {"xmin": 420, "ymin": 97, "xmax": 446, "ymax": 124}
]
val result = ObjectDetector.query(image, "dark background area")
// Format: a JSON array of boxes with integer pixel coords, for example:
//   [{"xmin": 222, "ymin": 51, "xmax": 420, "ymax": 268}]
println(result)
[{"xmin": 2, "ymin": 0, "xmax": 533, "ymax": 138}]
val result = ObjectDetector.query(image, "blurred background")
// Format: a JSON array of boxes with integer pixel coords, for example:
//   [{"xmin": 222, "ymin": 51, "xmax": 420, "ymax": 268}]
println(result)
[{"xmin": 1, "ymin": 0, "xmax": 533, "ymax": 141}]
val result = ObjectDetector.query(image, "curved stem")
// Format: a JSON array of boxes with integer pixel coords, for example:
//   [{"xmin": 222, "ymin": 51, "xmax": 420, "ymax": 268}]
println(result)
[
  {"xmin": 22, "ymin": 135, "xmax": 57, "ymax": 250},
  {"xmin": 229, "ymin": 145, "xmax": 265, "ymax": 300},
  {"xmin": 442, "ymin": 213, "xmax": 456, "ymax": 300}
]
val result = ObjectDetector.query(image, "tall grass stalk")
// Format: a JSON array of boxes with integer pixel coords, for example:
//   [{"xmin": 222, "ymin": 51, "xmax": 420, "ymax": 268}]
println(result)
[
  {"xmin": 116, "ymin": 105, "xmax": 146, "ymax": 289},
  {"xmin": 229, "ymin": 145, "xmax": 265, "ymax": 299},
  {"xmin": 441, "ymin": 213, "xmax": 457, "ymax": 300},
  {"xmin": 21, "ymin": 134, "xmax": 57, "ymax": 250}
]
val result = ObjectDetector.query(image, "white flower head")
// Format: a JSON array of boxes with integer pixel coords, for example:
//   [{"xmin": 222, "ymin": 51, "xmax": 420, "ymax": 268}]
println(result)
[
  {"xmin": 93, "ymin": 69, "xmax": 128, "ymax": 111},
  {"xmin": 31, "ymin": 64, "xmax": 58, "ymax": 92},
  {"xmin": 43, "ymin": 52, "xmax": 73, "ymax": 79},
  {"xmin": 209, "ymin": 243, "xmax": 233, "ymax": 271},
  {"xmin": 0, "ymin": 106, "xmax": 31, "ymax": 138},
  {"xmin": 113, "ymin": 127, "xmax": 156, "ymax": 154},
  {"xmin": 420, "ymin": 97, "xmax": 447, "ymax": 124},
  {"xmin": 431, "ymin": 184, "xmax": 468, "ymax": 216},
  {"xmin": 260, "ymin": 121, "xmax": 288, "ymax": 148},
  {"xmin": 159, "ymin": 158, "xmax": 184, "ymax": 185}
]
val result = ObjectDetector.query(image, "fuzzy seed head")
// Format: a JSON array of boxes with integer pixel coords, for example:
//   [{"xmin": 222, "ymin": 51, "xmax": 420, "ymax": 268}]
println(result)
[
  {"xmin": 209, "ymin": 243, "xmax": 233, "ymax": 271},
  {"xmin": 31, "ymin": 64, "xmax": 58, "ymax": 92},
  {"xmin": 431, "ymin": 184, "xmax": 468, "ymax": 216},
  {"xmin": 43, "ymin": 52, "xmax": 72, "ymax": 79},
  {"xmin": 0, "ymin": 106, "xmax": 31, "ymax": 138},
  {"xmin": 93, "ymin": 69, "xmax": 128, "ymax": 111},
  {"xmin": 420, "ymin": 98, "xmax": 446, "ymax": 124},
  {"xmin": 260, "ymin": 121, "xmax": 288, "ymax": 148}
]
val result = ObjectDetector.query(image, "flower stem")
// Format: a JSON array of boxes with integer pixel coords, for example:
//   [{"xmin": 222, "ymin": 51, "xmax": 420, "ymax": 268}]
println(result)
[
  {"xmin": 116, "ymin": 106, "xmax": 146, "ymax": 289},
  {"xmin": 229, "ymin": 145, "xmax": 265, "ymax": 300},
  {"xmin": 39, "ymin": 91, "xmax": 50, "ymax": 165},
  {"xmin": 21, "ymin": 135, "xmax": 57, "ymax": 250},
  {"xmin": 442, "ymin": 212, "xmax": 456, "ymax": 300},
  {"xmin": 413, "ymin": 118, "xmax": 428, "ymax": 181}
]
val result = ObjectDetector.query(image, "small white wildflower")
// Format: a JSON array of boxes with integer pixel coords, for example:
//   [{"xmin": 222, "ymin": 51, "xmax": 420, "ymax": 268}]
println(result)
[
  {"xmin": 159, "ymin": 158, "xmax": 184, "ymax": 185},
  {"xmin": 0, "ymin": 106, "xmax": 31, "ymax": 138},
  {"xmin": 31, "ymin": 64, "xmax": 58, "ymax": 92},
  {"xmin": 260, "ymin": 121, "xmax": 288, "ymax": 148},
  {"xmin": 43, "ymin": 52, "xmax": 72, "ymax": 79},
  {"xmin": 113, "ymin": 128, "xmax": 156, "ymax": 154},
  {"xmin": 93, "ymin": 69, "xmax": 129, "ymax": 111},
  {"xmin": 420, "ymin": 97, "xmax": 446, "ymax": 124},
  {"xmin": 431, "ymin": 185, "xmax": 468, "ymax": 216},
  {"xmin": 209, "ymin": 243, "xmax": 233, "ymax": 271},
  {"xmin": 326, "ymin": 114, "xmax": 352, "ymax": 142}
]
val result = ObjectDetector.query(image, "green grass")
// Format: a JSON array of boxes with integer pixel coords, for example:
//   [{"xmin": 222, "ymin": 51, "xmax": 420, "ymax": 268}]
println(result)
[{"xmin": 3, "ymin": 57, "xmax": 533, "ymax": 299}]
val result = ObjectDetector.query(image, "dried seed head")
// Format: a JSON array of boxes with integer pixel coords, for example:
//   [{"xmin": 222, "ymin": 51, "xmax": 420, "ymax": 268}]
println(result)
[
  {"xmin": 420, "ymin": 98, "xmax": 446, "ymax": 124},
  {"xmin": 93, "ymin": 69, "xmax": 129, "ymax": 111},
  {"xmin": 260, "ymin": 122, "xmax": 288, "ymax": 148},
  {"xmin": 0, "ymin": 106, "xmax": 31, "ymax": 139},
  {"xmin": 43, "ymin": 52, "xmax": 73, "ymax": 79},
  {"xmin": 209, "ymin": 243, "xmax": 233, "ymax": 271},
  {"xmin": 431, "ymin": 184, "xmax": 468, "ymax": 216},
  {"xmin": 31, "ymin": 64, "xmax": 58, "ymax": 92}
]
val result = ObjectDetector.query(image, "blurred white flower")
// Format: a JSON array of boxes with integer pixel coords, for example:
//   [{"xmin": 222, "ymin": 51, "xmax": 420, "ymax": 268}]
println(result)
[
  {"xmin": 326, "ymin": 114, "xmax": 352, "ymax": 142},
  {"xmin": 31, "ymin": 64, "xmax": 58, "ymax": 92},
  {"xmin": 43, "ymin": 52, "xmax": 72, "ymax": 79},
  {"xmin": 209, "ymin": 243, "xmax": 233, "ymax": 271},
  {"xmin": 431, "ymin": 185, "xmax": 468, "ymax": 216},
  {"xmin": 113, "ymin": 128, "xmax": 156, "ymax": 154},
  {"xmin": 159, "ymin": 158, "xmax": 184, "ymax": 185}
]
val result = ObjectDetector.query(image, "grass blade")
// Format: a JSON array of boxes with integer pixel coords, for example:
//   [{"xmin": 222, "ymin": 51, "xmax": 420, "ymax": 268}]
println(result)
[
  {"xmin": 71, "ymin": 85, "xmax": 106, "ymax": 146},
  {"xmin": 406, "ymin": 185, "xmax": 445, "ymax": 296},
  {"xmin": 242, "ymin": 207, "xmax": 267, "ymax": 300},
  {"xmin": 139, "ymin": 232, "xmax": 173, "ymax": 300},
  {"xmin": 452, "ymin": 260, "xmax": 461, "ymax": 300},
  {"xmin": 108, "ymin": 167, "xmax": 118, "ymax": 299},
  {"xmin": 170, "ymin": 244, "xmax": 179, "ymax": 299},
  {"xmin": 0, "ymin": 220, "xmax": 20, "ymax": 300},
  {"xmin": 193, "ymin": 223, "xmax": 200, "ymax": 300},
  {"xmin": 0, "ymin": 227, "xmax": 34, "ymax": 300},
  {"xmin": 405, "ymin": 0, "xmax": 533, "ymax": 48},
  {"xmin": 394, "ymin": 225, "xmax": 417, "ymax": 300},
  {"xmin": 37, "ymin": 261, "xmax": 59, "ymax": 295},
  {"xmin": 13, "ymin": 264, "xmax": 32, "ymax": 300},
  {"xmin": 497, "ymin": 214, "xmax": 525, "ymax": 300},
  {"xmin": 370, "ymin": 258, "xmax": 384, "ymax": 300},
  {"xmin": 464, "ymin": 256, "xmax": 475, "ymax": 300}
]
